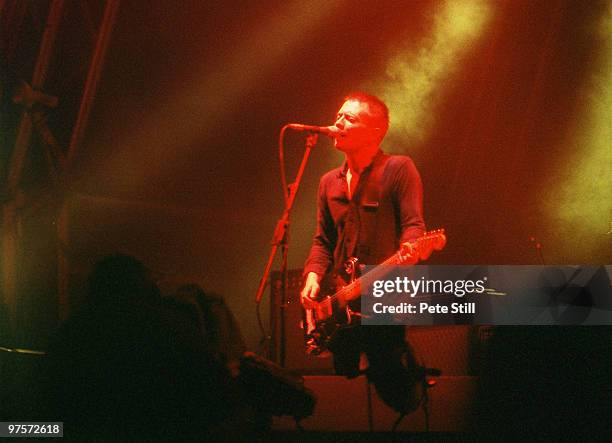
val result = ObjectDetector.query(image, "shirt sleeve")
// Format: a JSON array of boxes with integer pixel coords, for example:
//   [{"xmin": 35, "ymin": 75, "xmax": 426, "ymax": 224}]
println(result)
[
  {"xmin": 394, "ymin": 157, "xmax": 426, "ymax": 244},
  {"xmin": 303, "ymin": 175, "xmax": 336, "ymax": 277}
]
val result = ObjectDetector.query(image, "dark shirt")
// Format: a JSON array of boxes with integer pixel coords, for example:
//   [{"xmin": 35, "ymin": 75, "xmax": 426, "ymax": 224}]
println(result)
[{"xmin": 304, "ymin": 150, "xmax": 425, "ymax": 278}]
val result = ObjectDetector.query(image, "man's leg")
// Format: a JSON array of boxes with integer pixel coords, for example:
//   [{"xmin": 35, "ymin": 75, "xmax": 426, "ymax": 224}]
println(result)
[
  {"xmin": 362, "ymin": 326, "xmax": 424, "ymax": 413},
  {"xmin": 327, "ymin": 326, "xmax": 362, "ymax": 378}
]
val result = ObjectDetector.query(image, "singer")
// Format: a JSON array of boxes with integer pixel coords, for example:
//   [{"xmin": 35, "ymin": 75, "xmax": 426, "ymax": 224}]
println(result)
[{"xmin": 300, "ymin": 92, "xmax": 427, "ymax": 414}]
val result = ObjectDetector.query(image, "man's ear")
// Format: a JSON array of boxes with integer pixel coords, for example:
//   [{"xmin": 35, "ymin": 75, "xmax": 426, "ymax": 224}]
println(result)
[{"xmin": 371, "ymin": 126, "xmax": 384, "ymax": 143}]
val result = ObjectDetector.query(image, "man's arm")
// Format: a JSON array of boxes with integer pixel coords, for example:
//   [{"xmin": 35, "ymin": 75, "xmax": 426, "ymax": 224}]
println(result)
[{"xmin": 302, "ymin": 176, "xmax": 335, "ymax": 306}]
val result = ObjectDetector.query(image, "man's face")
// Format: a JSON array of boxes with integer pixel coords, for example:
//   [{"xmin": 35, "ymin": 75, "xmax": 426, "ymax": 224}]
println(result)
[{"xmin": 333, "ymin": 99, "xmax": 382, "ymax": 153}]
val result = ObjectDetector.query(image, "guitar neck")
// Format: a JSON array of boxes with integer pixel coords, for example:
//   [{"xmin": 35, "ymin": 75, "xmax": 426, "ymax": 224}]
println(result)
[{"xmin": 329, "ymin": 230, "xmax": 445, "ymax": 307}]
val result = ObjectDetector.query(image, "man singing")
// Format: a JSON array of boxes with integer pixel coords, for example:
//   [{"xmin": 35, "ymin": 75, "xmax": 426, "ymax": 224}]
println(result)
[{"xmin": 301, "ymin": 92, "xmax": 427, "ymax": 413}]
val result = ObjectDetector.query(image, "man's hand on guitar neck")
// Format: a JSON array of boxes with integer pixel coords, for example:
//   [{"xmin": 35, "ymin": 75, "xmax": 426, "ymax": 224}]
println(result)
[
  {"xmin": 399, "ymin": 240, "xmax": 419, "ymax": 265},
  {"xmin": 301, "ymin": 272, "xmax": 321, "ymax": 309}
]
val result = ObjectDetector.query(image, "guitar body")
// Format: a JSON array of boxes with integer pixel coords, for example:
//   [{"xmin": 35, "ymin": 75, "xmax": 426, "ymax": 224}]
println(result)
[
  {"xmin": 303, "ymin": 305, "xmax": 352, "ymax": 356},
  {"xmin": 303, "ymin": 259, "xmax": 361, "ymax": 356},
  {"xmin": 302, "ymin": 230, "xmax": 447, "ymax": 356}
]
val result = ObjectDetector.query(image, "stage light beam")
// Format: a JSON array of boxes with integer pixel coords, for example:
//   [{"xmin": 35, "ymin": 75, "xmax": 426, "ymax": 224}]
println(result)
[
  {"xmin": 95, "ymin": 0, "xmax": 345, "ymax": 191},
  {"xmin": 370, "ymin": 0, "xmax": 492, "ymax": 151},
  {"xmin": 549, "ymin": 2, "xmax": 612, "ymax": 257}
]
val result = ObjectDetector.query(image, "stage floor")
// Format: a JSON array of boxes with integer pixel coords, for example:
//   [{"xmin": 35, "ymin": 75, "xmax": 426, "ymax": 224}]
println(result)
[{"xmin": 273, "ymin": 375, "xmax": 477, "ymax": 433}]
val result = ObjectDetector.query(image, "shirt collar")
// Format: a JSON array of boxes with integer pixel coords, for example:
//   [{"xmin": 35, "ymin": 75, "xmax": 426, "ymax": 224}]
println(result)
[{"xmin": 337, "ymin": 149, "xmax": 384, "ymax": 178}]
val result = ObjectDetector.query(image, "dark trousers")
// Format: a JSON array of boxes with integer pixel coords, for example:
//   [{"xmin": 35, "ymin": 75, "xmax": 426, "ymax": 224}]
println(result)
[{"xmin": 328, "ymin": 325, "xmax": 423, "ymax": 413}]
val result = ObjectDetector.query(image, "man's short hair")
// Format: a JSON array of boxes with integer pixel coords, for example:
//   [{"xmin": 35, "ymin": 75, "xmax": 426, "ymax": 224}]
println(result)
[{"xmin": 343, "ymin": 91, "xmax": 390, "ymax": 136}]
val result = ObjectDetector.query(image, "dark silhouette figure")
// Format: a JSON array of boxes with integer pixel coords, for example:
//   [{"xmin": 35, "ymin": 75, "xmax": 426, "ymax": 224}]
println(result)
[
  {"xmin": 167, "ymin": 284, "xmax": 316, "ymax": 429},
  {"xmin": 46, "ymin": 254, "xmax": 235, "ymax": 440},
  {"xmin": 171, "ymin": 284, "xmax": 246, "ymax": 369}
]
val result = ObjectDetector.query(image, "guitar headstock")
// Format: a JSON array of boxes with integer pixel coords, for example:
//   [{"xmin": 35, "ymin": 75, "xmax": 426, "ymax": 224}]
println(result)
[{"xmin": 399, "ymin": 229, "xmax": 447, "ymax": 264}]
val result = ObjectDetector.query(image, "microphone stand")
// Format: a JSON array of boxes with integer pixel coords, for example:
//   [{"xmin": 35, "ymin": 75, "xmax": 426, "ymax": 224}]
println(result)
[{"xmin": 255, "ymin": 130, "xmax": 319, "ymax": 366}]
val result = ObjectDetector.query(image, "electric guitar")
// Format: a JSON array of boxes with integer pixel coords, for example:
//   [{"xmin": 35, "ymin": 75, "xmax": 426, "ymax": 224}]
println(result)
[{"xmin": 302, "ymin": 229, "xmax": 447, "ymax": 356}]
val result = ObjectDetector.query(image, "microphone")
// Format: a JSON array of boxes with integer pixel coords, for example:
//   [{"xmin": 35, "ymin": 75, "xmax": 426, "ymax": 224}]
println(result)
[{"xmin": 287, "ymin": 123, "xmax": 339, "ymax": 137}]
